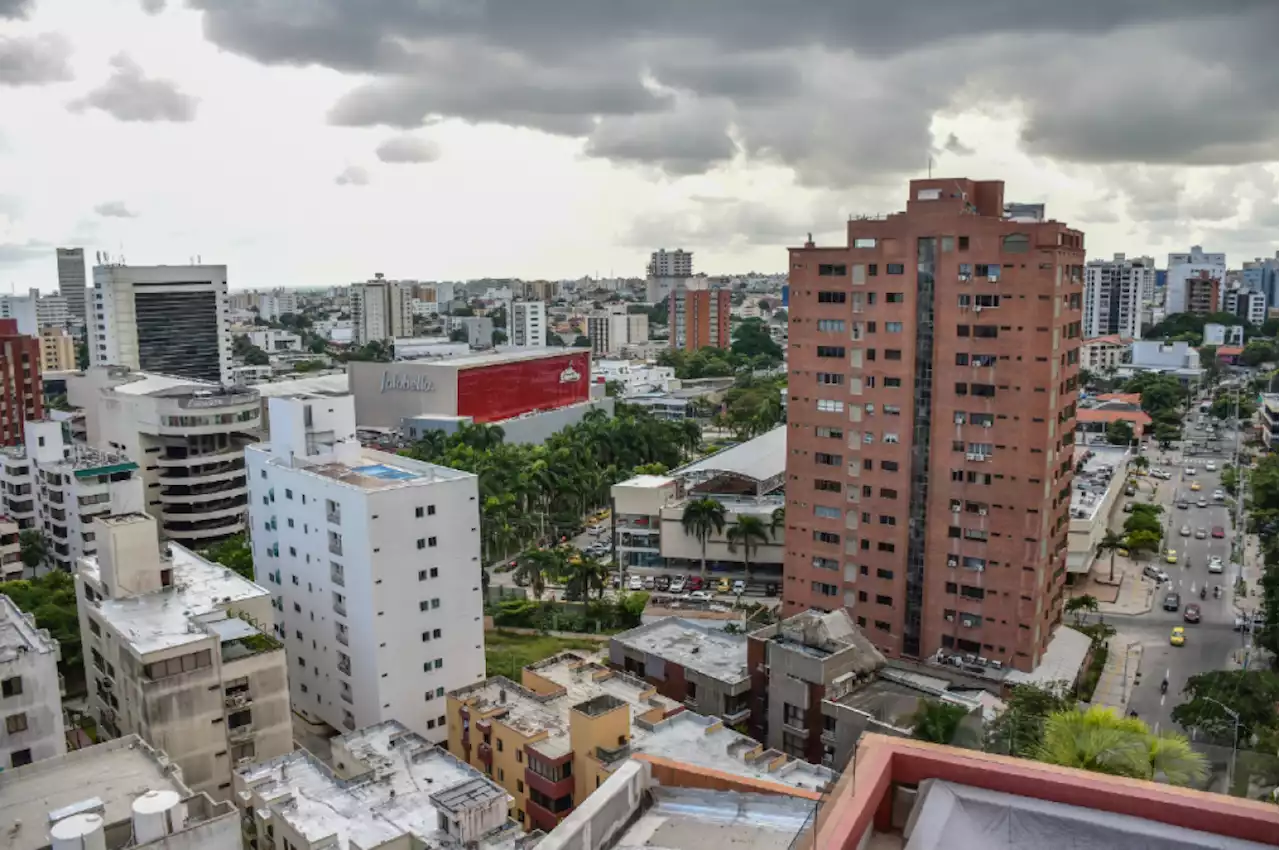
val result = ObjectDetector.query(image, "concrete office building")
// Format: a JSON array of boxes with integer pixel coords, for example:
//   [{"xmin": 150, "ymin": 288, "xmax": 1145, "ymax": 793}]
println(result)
[
  {"xmin": 56, "ymin": 247, "xmax": 87, "ymax": 322},
  {"xmin": 255, "ymin": 289, "xmax": 298, "ymax": 322},
  {"xmin": 0, "ymin": 735, "xmax": 243, "ymax": 850},
  {"xmin": 76, "ymin": 513, "xmax": 291, "ymax": 802},
  {"xmin": 1226, "ymin": 288, "xmax": 1267, "ymax": 326},
  {"xmin": 648, "ymin": 249, "xmax": 693, "ymax": 278},
  {"xmin": 350, "ymin": 274, "xmax": 412, "ymax": 344},
  {"xmin": 245, "ymin": 394, "xmax": 485, "ymax": 743},
  {"xmin": 236, "ymin": 721, "xmax": 521, "ymax": 850},
  {"xmin": 449, "ymin": 315, "xmax": 494, "ymax": 348},
  {"xmin": 89, "ymin": 264, "xmax": 233, "ymax": 385},
  {"xmin": 1165, "ymin": 246, "xmax": 1226, "ymax": 317},
  {"xmin": 0, "ymin": 288, "xmax": 40, "ymax": 335},
  {"xmin": 0, "ymin": 593, "xmax": 65, "ymax": 769},
  {"xmin": 1083, "ymin": 254, "xmax": 1151, "ymax": 339},
  {"xmin": 447, "ymin": 651, "xmax": 832, "ymax": 833},
  {"xmin": 1242, "ymin": 255, "xmax": 1278, "ymax": 310},
  {"xmin": 0, "ymin": 319, "xmax": 44, "ymax": 447},
  {"xmin": 40, "ymin": 326, "xmax": 76, "ymax": 372},
  {"xmin": 510, "ymin": 300, "xmax": 547, "ymax": 347},
  {"xmin": 0, "ymin": 420, "xmax": 143, "ymax": 571},
  {"xmin": 68, "ymin": 368, "xmax": 259, "ymax": 546},
  {"xmin": 783, "ymin": 178, "xmax": 1083, "ymax": 673},
  {"xmin": 1202, "ymin": 322, "xmax": 1245, "ymax": 347},
  {"xmin": 587, "ymin": 305, "xmax": 649, "ymax": 356},
  {"xmin": 245, "ymin": 328, "xmax": 301, "ymax": 353},
  {"xmin": 669, "ymin": 278, "xmax": 730, "ymax": 350},
  {"xmin": 0, "ymin": 518, "xmax": 20, "ymax": 582}
]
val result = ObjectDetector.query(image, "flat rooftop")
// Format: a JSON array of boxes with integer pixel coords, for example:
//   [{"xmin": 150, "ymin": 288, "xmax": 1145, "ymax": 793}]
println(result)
[
  {"xmin": 611, "ymin": 618, "xmax": 749, "ymax": 686},
  {"xmin": 259, "ymin": 446, "xmax": 472, "ymax": 492},
  {"xmin": 436, "ymin": 348, "xmax": 588, "ymax": 370},
  {"xmin": 238, "ymin": 721, "xmax": 518, "ymax": 850},
  {"xmin": 108, "ymin": 371, "xmax": 258, "ymax": 402},
  {"xmin": 81, "ymin": 542, "xmax": 270, "ymax": 655},
  {"xmin": 674, "ymin": 425, "xmax": 786, "ymax": 492},
  {"xmin": 1070, "ymin": 445, "xmax": 1128, "ymax": 521},
  {"xmin": 253, "ymin": 373, "xmax": 350, "ymax": 397},
  {"xmin": 0, "ymin": 736, "xmax": 191, "ymax": 850},
  {"xmin": 605, "ymin": 787, "xmax": 818, "ymax": 849},
  {"xmin": 0, "ymin": 442, "xmax": 137, "ymax": 475},
  {"xmin": 0, "ymin": 594, "xmax": 59, "ymax": 663}
]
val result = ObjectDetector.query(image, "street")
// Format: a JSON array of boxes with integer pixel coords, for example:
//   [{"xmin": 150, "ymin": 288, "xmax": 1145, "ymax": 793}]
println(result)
[{"xmin": 1117, "ymin": 420, "xmax": 1254, "ymax": 735}]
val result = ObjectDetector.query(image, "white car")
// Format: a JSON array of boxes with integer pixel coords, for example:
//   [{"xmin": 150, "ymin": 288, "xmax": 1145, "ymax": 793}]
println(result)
[
  {"xmin": 732, "ymin": 579, "xmax": 746, "ymax": 595},
  {"xmin": 628, "ymin": 575, "xmax": 644, "ymax": 591},
  {"xmin": 1184, "ymin": 467, "xmax": 1196, "ymax": 475},
  {"xmin": 688, "ymin": 590, "xmax": 713, "ymax": 602},
  {"xmin": 1205, "ymin": 461, "xmax": 1217, "ymax": 472},
  {"xmin": 1179, "ymin": 525, "xmax": 1191, "ymax": 537},
  {"xmin": 1151, "ymin": 469, "xmax": 1172, "ymax": 480},
  {"xmin": 1208, "ymin": 557, "xmax": 1224, "ymax": 574},
  {"xmin": 1213, "ymin": 490, "xmax": 1226, "ymax": 501},
  {"xmin": 1194, "ymin": 528, "xmax": 1207, "ymax": 539},
  {"xmin": 668, "ymin": 577, "xmax": 686, "ymax": 594}
]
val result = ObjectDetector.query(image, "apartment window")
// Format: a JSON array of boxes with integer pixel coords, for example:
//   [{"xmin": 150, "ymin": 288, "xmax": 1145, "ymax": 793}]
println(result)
[
  {"xmin": 880, "ymin": 460, "xmax": 899, "ymax": 471},
  {"xmin": 874, "ymin": 621, "xmax": 892, "ymax": 633},
  {"xmin": 816, "ymin": 399, "xmax": 844, "ymax": 413},
  {"xmin": 879, "ymin": 515, "xmax": 897, "ymax": 526},
  {"xmin": 814, "ymin": 479, "xmax": 842, "ymax": 493},
  {"xmin": 955, "ymin": 354, "xmax": 970, "ymax": 366},
  {"xmin": 816, "ymin": 346, "xmax": 846, "ymax": 358},
  {"xmin": 415, "ymin": 507, "xmax": 425, "ymax": 518},
  {"xmin": 813, "ymin": 531, "xmax": 841, "ymax": 544},
  {"xmin": 886, "ymin": 293, "xmax": 904, "ymax": 303},
  {"xmin": 817, "ymin": 291, "xmax": 847, "ymax": 302},
  {"xmin": 428, "ymin": 537, "xmax": 437, "ymax": 547},
  {"xmin": 818, "ymin": 265, "xmax": 848, "ymax": 277},
  {"xmin": 886, "ymin": 264, "xmax": 905, "ymax": 275},
  {"xmin": 875, "ymin": 595, "xmax": 893, "ymax": 606},
  {"xmin": 1002, "ymin": 233, "xmax": 1030, "ymax": 253},
  {"xmin": 9, "ymin": 749, "xmax": 32, "ymax": 768},
  {"xmin": 958, "ymin": 236, "xmax": 969, "ymax": 250},
  {"xmin": 853, "ymin": 238, "xmax": 877, "ymax": 249},
  {"xmin": 814, "ymin": 452, "xmax": 841, "ymax": 466},
  {"xmin": 879, "ymin": 488, "xmax": 898, "ymax": 499},
  {"xmin": 815, "ymin": 426, "xmax": 843, "ymax": 439},
  {"xmin": 974, "ymin": 325, "xmax": 998, "ymax": 338},
  {"xmin": 816, "ymin": 372, "xmax": 844, "ymax": 385},
  {"xmin": 876, "ymin": 568, "xmax": 894, "ymax": 580},
  {"xmin": 884, "ymin": 377, "xmax": 902, "ymax": 388},
  {"xmin": 1, "ymin": 676, "xmax": 22, "ymax": 698},
  {"xmin": 877, "ymin": 542, "xmax": 895, "ymax": 553},
  {"xmin": 285, "ymin": 489, "xmax": 293, "ymax": 500},
  {"xmin": 814, "ymin": 506, "xmax": 840, "ymax": 520},
  {"xmin": 972, "ymin": 384, "xmax": 995, "ymax": 398},
  {"xmin": 417, "ymin": 538, "xmax": 427, "ymax": 550},
  {"xmin": 434, "ymin": 659, "xmax": 443, "ymax": 669},
  {"xmin": 812, "ymin": 582, "xmax": 839, "ymax": 597},
  {"xmin": 5, "ymin": 712, "xmax": 27, "ymax": 734},
  {"xmin": 884, "ymin": 349, "xmax": 901, "ymax": 361},
  {"xmin": 885, "ymin": 321, "xmax": 903, "ymax": 332},
  {"xmin": 817, "ymin": 319, "xmax": 846, "ymax": 332},
  {"xmin": 431, "ymin": 598, "xmax": 441, "ymax": 609},
  {"xmin": 882, "ymin": 404, "xmax": 901, "ymax": 416},
  {"xmin": 813, "ymin": 556, "xmax": 839, "ymax": 570},
  {"xmin": 867, "ymin": 264, "xmax": 878, "ymax": 276}
]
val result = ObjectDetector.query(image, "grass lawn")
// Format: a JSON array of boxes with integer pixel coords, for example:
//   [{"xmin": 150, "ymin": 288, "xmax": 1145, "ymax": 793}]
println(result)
[{"xmin": 484, "ymin": 630, "xmax": 605, "ymax": 678}]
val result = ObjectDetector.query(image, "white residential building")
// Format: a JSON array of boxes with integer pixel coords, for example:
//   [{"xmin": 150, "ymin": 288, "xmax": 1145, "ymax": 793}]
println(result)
[
  {"xmin": 0, "ymin": 593, "xmax": 65, "ymax": 769},
  {"xmin": 351, "ymin": 274, "xmax": 412, "ymax": 344},
  {"xmin": 37, "ymin": 293, "xmax": 70, "ymax": 330},
  {"xmin": 246, "ymin": 328, "xmax": 302, "ymax": 353},
  {"xmin": 648, "ymin": 248, "xmax": 693, "ymax": 278},
  {"xmin": 0, "ymin": 420, "xmax": 144, "ymax": 572},
  {"xmin": 1165, "ymin": 246, "xmax": 1226, "ymax": 317},
  {"xmin": 1083, "ymin": 254, "xmax": 1151, "ymax": 339},
  {"xmin": 593, "ymin": 359, "xmax": 677, "ymax": 395},
  {"xmin": 56, "ymin": 247, "xmax": 87, "ymax": 322},
  {"xmin": 509, "ymin": 299, "xmax": 546, "ymax": 347},
  {"xmin": 0, "ymin": 517, "xmax": 19, "ymax": 582},
  {"xmin": 1080, "ymin": 336, "xmax": 1131, "ymax": 373},
  {"xmin": 0, "ymin": 735, "xmax": 243, "ymax": 850},
  {"xmin": 245, "ymin": 394, "xmax": 486, "ymax": 743},
  {"xmin": 0, "ymin": 288, "xmax": 40, "ymax": 336},
  {"xmin": 89, "ymin": 264, "xmax": 233, "ymax": 385},
  {"xmin": 76, "ymin": 513, "xmax": 291, "ymax": 802},
  {"xmin": 1202, "ymin": 323, "xmax": 1245, "ymax": 347},
  {"xmin": 1225, "ymin": 289, "xmax": 1266, "ymax": 327},
  {"xmin": 255, "ymin": 289, "xmax": 298, "ymax": 322},
  {"xmin": 67, "ymin": 368, "xmax": 260, "ymax": 547},
  {"xmin": 586, "ymin": 304, "xmax": 648, "ymax": 356}
]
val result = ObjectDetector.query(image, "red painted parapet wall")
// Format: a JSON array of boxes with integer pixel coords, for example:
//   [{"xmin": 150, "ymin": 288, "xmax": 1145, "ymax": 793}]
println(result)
[{"xmin": 456, "ymin": 351, "xmax": 591, "ymax": 424}]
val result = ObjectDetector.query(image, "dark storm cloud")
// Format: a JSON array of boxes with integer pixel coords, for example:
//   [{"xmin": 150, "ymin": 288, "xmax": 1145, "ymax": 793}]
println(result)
[
  {"xmin": 375, "ymin": 135, "xmax": 440, "ymax": 164},
  {"xmin": 184, "ymin": 0, "xmax": 1277, "ymax": 182},
  {"xmin": 69, "ymin": 54, "xmax": 198, "ymax": 122},
  {"xmin": 0, "ymin": 0, "xmax": 32, "ymax": 19},
  {"xmin": 0, "ymin": 32, "xmax": 73, "ymax": 86}
]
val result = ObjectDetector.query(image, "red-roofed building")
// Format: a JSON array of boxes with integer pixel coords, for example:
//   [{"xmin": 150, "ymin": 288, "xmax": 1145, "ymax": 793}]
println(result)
[{"xmin": 1217, "ymin": 346, "xmax": 1245, "ymax": 365}]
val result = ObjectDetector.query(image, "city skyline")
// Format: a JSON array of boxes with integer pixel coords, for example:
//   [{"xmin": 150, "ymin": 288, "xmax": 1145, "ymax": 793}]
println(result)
[{"xmin": 0, "ymin": 1, "xmax": 1274, "ymax": 290}]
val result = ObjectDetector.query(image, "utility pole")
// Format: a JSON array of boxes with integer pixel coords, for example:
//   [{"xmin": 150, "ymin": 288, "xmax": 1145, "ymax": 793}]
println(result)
[{"xmin": 1202, "ymin": 696, "xmax": 1241, "ymax": 795}]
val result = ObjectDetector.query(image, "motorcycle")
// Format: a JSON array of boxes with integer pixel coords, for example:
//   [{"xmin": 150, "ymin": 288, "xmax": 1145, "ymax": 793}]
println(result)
[
  {"xmin": 1160, "ymin": 679, "xmax": 1169, "ymax": 695},
  {"xmin": 1200, "ymin": 586, "xmax": 1207, "ymax": 600},
  {"xmin": 1213, "ymin": 586, "xmax": 1221, "ymax": 599}
]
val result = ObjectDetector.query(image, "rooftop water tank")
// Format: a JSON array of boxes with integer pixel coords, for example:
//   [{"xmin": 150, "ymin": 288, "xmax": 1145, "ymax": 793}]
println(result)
[
  {"xmin": 131, "ymin": 790, "xmax": 185, "ymax": 844},
  {"xmin": 50, "ymin": 814, "xmax": 106, "ymax": 850}
]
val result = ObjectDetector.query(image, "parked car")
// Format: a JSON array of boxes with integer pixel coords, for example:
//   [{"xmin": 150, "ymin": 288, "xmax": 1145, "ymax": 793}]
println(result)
[
  {"xmin": 1194, "ymin": 528, "xmax": 1207, "ymax": 539},
  {"xmin": 1211, "ymin": 526, "xmax": 1225, "ymax": 538},
  {"xmin": 1183, "ymin": 603, "xmax": 1201, "ymax": 623},
  {"xmin": 1124, "ymin": 485, "xmax": 1137, "ymax": 496},
  {"xmin": 1142, "ymin": 565, "xmax": 1170, "ymax": 583},
  {"xmin": 628, "ymin": 575, "xmax": 644, "ymax": 591},
  {"xmin": 643, "ymin": 575, "xmax": 655, "ymax": 590},
  {"xmin": 669, "ymin": 576, "xmax": 686, "ymax": 594},
  {"xmin": 716, "ymin": 577, "xmax": 732, "ymax": 594},
  {"xmin": 1151, "ymin": 469, "xmax": 1172, "ymax": 480},
  {"xmin": 1122, "ymin": 502, "xmax": 1135, "ymax": 513},
  {"xmin": 1162, "ymin": 592, "xmax": 1181, "ymax": 611},
  {"xmin": 688, "ymin": 590, "xmax": 713, "ymax": 602},
  {"xmin": 732, "ymin": 579, "xmax": 746, "ymax": 595},
  {"xmin": 687, "ymin": 576, "xmax": 705, "ymax": 592},
  {"xmin": 764, "ymin": 582, "xmax": 780, "ymax": 597},
  {"xmin": 655, "ymin": 575, "xmax": 670, "ymax": 591}
]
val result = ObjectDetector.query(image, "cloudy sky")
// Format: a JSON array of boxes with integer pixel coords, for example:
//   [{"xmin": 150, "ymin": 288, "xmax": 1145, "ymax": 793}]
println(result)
[{"xmin": 0, "ymin": 0, "xmax": 1276, "ymax": 290}]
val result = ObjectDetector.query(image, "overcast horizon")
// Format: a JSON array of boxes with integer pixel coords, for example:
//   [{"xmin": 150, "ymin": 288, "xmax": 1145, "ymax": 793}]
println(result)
[{"xmin": 1, "ymin": 0, "xmax": 1276, "ymax": 292}]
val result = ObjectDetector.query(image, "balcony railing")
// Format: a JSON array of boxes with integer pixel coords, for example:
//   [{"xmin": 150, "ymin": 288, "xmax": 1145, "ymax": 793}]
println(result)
[
  {"xmin": 327, "ymin": 508, "xmax": 341, "ymax": 526},
  {"xmin": 783, "ymin": 719, "xmax": 808, "ymax": 736},
  {"xmin": 333, "ymin": 599, "xmax": 346, "ymax": 617},
  {"xmin": 331, "ymin": 565, "xmax": 345, "ymax": 587},
  {"xmin": 336, "ymin": 628, "xmax": 349, "ymax": 647},
  {"xmin": 722, "ymin": 706, "xmax": 751, "ymax": 725},
  {"xmin": 228, "ymin": 723, "xmax": 254, "ymax": 741},
  {"xmin": 337, "ymin": 656, "xmax": 351, "ymax": 675},
  {"xmin": 821, "ymin": 729, "xmax": 837, "ymax": 746},
  {"xmin": 329, "ymin": 537, "xmax": 343, "ymax": 556},
  {"xmin": 224, "ymin": 691, "xmax": 253, "ymax": 709}
]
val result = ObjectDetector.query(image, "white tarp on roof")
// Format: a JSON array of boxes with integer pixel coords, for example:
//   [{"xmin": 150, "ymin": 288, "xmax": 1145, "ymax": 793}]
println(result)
[{"xmin": 903, "ymin": 780, "xmax": 1270, "ymax": 850}]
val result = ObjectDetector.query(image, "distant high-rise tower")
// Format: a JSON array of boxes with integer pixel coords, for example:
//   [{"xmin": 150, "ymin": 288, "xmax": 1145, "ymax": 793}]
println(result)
[
  {"xmin": 647, "ymin": 248, "xmax": 693, "ymax": 278},
  {"xmin": 350, "ymin": 274, "xmax": 412, "ymax": 344},
  {"xmin": 669, "ymin": 278, "xmax": 730, "ymax": 350},
  {"xmin": 0, "ymin": 319, "xmax": 43, "ymax": 446},
  {"xmin": 89, "ymin": 263, "xmax": 232, "ymax": 384},
  {"xmin": 1165, "ymin": 246, "xmax": 1226, "ymax": 316},
  {"xmin": 1084, "ymin": 254, "xmax": 1151, "ymax": 339},
  {"xmin": 56, "ymin": 248, "xmax": 87, "ymax": 322},
  {"xmin": 509, "ymin": 300, "xmax": 547, "ymax": 347}
]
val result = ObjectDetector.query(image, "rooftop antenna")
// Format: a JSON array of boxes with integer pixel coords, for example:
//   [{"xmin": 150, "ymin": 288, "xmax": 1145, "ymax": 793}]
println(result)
[{"xmin": 928, "ymin": 155, "xmax": 933, "ymax": 179}]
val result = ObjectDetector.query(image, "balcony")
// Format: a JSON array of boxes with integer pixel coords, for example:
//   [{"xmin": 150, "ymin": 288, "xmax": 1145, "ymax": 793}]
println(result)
[
  {"xmin": 821, "ymin": 728, "xmax": 838, "ymax": 747},
  {"xmin": 525, "ymin": 798, "xmax": 572, "ymax": 834},
  {"xmin": 595, "ymin": 743, "xmax": 630, "ymax": 765},
  {"xmin": 224, "ymin": 691, "xmax": 253, "ymax": 710},
  {"xmin": 525, "ymin": 767, "xmax": 574, "ymax": 800},
  {"xmin": 331, "ymin": 564, "xmax": 345, "ymax": 587},
  {"xmin": 337, "ymin": 655, "xmax": 351, "ymax": 675},
  {"xmin": 783, "ymin": 719, "xmax": 809, "ymax": 736},
  {"xmin": 333, "ymin": 598, "xmax": 347, "ymax": 617},
  {"xmin": 477, "ymin": 742, "xmax": 493, "ymax": 765},
  {"xmin": 328, "ymin": 536, "xmax": 343, "ymax": 556},
  {"xmin": 722, "ymin": 706, "xmax": 751, "ymax": 725},
  {"xmin": 327, "ymin": 507, "xmax": 341, "ymax": 526},
  {"xmin": 228, "ymin": 722, "xmax": 254, "ymax": 742}
]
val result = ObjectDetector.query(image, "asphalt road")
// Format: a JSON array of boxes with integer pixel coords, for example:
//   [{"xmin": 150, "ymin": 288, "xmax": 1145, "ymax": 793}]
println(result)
[{"xmin": 1124, "ymin": 424, "xmax": 1249, "ymax": 735}]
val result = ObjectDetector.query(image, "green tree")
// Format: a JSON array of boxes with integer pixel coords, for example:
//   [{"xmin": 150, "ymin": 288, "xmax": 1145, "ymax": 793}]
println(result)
[
  {"xmin": 1095, "ymin": 532, "xmax": 1126, "ymax": 583},
  {"xmin": 730, "ymin": 318, "xmax": 783, "ymax": 363},
  {"xmin": 1172, "ymin": 670, "xmax": 1278, "ymax": 744},
  {"xmin": 514, "ymin": 549, "xmax": 561, "ymax": 600},
  {"xmin": 1033, "ymin": 706, "xmax": 1208, "ymax": 786},
  {"xmin": 18, "ymin": 530, "xmax": 48, "ymax": 578},
  {"xmin": 1, "ymin": 570, "xmax": 83, "ymax": 673},
  {"xmin": 492, "ymin": 330, "xmax": 508, "ymax": 346},
  {"xmin": 201, "ymin": 534, "xmax": 255, "ymax": 581},
  {"xmin": 1106, "ymin": 419, "xmax": 1135, "ymax": 445},
  {"xmin": 681, "ymin": 498, "xmax": 727, "ymax": 580},
  {"xmin": 605, "ymin": 380, "xmax": 625, "ymax": 398},
  {"xmin": 244, "ymin": 346, "xmax": 270, "ymax": 366},
  {"xmin": 449, "ymin": 328, "xmax": 469, "ymax": 343},
  {"xmin": 770, "ymin": 506, "xmax": 785, "ymax": 537},
  {"xmin": 726, "ymin": 514, "xmax": 770, "ymax": 583},
  {"xmin": 1241, "ymin": 338, "xmax": 1279, "ymax": 368},
  {"xmin": 1129, "ymin": 455, "xmax": 1149, "ymax": 472},
  {"xmin": 910, "ymin": 699, "xmax": 972, "ymax": 746},
  {"xmin": 1064, "ymin": 594, "xmax": 1099, "ymax": 624},
  {"xmin": 985, "ymin": 682, "xmax": 1072, "ymax": 756},
  {"xmin": 565, "ymin": 554, "xmax": 607, "ymax": 601},
  {"xmin": 1124, "ymin": 529, "xmax": 1161, "ymax": 554},
  {"xmin": 572, "ymin": 335, "xmax": 591, "ymax": 348}
]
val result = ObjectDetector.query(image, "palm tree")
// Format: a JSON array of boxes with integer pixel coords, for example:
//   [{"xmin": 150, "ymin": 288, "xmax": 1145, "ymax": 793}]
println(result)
[
  {"xmin": 726, "ymin": 515, "xmax": 770, "ymax": 584},
  {"xmin": 909, "ymin": 699, "xmax": 971, "ymax": 746},
  {"xmin": 769, "ymin": 506, "xmax": 786, "ymax": 538},
  {"xmin": 1033, "ymin": 706, "xmax": 1207, "ymax": 786},
  {"xmin": 1097, "ymin": 529, "xmax": 1127, "ymax": 583},
  {"xmin": 1130, "ymin": 454, "xmax": 1150, "ymax": 473},
  {"xmin": 514, "ymin": 549, "xmax": 561, "ymax": 601},
  {"xmin": 681, "ymin": 498, "xmax": 727, "ymax": 580},
  {"xmin": 566, "ymin": 554, "xmax": 607, "ymax": 601},
  {"xmin": 1064, "ymin": 594, "xmax": 1099, "ymax": 625}
]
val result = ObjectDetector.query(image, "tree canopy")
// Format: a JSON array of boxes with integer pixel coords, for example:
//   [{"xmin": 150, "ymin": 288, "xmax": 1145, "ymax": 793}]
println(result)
[
  {"xmin": 202, "ymin": 534, "xmax": 255, "ymax": 581},
  {"xmin": 1172, "ymin": 669, "xmax": 1278, "ymax": 744},
  {"xmin": 2, "ymin": 571, "xmax": 82, "ymax": 673}
]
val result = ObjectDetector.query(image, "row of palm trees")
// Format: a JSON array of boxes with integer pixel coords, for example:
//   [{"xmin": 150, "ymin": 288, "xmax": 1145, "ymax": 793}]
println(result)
[
  {"xmin": 403, "ymin": 407, "xmax": 702, "ymax": 563},
  {"xmin": 679, "ymin": 499, "xmax": 785, "ymax": 580}
]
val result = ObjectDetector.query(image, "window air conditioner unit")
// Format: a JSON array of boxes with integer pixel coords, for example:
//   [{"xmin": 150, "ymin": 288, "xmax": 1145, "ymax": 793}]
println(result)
[
  {"xmin": 947, "ymin": 556, "xmax": 959, "ymax": 568},
  {"xmin": 978, "ymin": 508, "xmax": 988, "ymax": 516},
  {"xmin": 987, "ymin": 274, "xmax": 999, "ymax": 282},
  {"xmin": 982, "ymin": 421, "xmax": 992, "ymax": 428},
  {"xmin": 965, "ymin": 453, "xmax": 986, "ymax": 461}
]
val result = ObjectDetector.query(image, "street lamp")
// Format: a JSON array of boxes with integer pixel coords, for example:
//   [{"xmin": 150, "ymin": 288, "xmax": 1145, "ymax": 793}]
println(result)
[{"xmin": 1201, "ymin": 696, "xmax": 1241, "ymax": 794}]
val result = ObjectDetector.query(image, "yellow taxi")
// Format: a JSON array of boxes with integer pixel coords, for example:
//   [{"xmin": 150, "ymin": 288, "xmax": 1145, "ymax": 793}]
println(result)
[
  {"xmin": 716, "ymin": 577, "xmax": 732, "ymax": 594},
  {"xmin": 1117, "ymin": 547, "xmax": 1130, "ymax": 557},
  {"xmin": 1170, "ymin": 626, "xmax": 1186, "ymax": 646},
  {"xmin": 1165, "ymin": 549, "xmax": 1178, "ymax": 564},
  {"xmin": 1190, "ymin": 481, "xmax": 1202, "ymax": 491}
]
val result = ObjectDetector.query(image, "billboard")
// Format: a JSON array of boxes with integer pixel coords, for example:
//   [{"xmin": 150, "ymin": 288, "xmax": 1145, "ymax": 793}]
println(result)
[{"xmin": 456, "ymin": 351, "xmax": 591, "ymax": 423}]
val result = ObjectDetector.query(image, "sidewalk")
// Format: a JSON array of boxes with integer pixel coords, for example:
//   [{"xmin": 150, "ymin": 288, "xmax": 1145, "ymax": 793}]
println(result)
[
  {"xmin": 1093, "ymin": 568, "xmax": 1155, "ymax": 616},
  {"xmin": 1092, "ymin": 638, "xmax": 1143, "ymax": 714}
]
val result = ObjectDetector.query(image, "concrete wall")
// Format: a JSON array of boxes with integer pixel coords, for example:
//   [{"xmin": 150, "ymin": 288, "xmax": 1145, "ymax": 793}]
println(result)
[
  {"xmin": 499, "ymin": 399, "xmax": 614, "ymax": 445},
  {"xmin": 658, "ymin": 501, "xmax": 785, "ymax": 566},
  {"xmin": 348, "ymin": 360, "xmax": 461, "ymax": 428},
  {"xmin": 535, "ymin": 759, "xmax": 650, "ymax": 850},
  {"xmin": 0, "ymin": 612, "xmax": 65, "ymax": 768}
]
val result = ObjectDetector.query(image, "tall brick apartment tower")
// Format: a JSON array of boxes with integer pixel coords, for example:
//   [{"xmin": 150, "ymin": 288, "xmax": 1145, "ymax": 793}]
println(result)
[
  {"xmin": 782, "ymin": 179, "xmax": 1084, "ymax": 673},
  {"xmin": 0, "ymin": 318, "xmax": 43, "ymax": 446},
  {"xmin": 670, "ymin": 278, "xmax": 731, "ymax": 350}
]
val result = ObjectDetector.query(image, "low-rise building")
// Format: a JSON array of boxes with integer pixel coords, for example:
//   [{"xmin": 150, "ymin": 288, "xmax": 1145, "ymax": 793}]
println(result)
[
  {"xmin": 246, "ymin": 329, "xmax": 302, "ymax": 353},
  {"xmin": 1080, "ymin": 335, "xmax": 1131, "ymax": 372},
  {"xmin": 0, "ymin": 735, "xmax": 242, "ymax": 850},
  {"xmin": 76, "ymin": 513, "xmax": 291, "ymax": 801},
  {"xmin": 40, "ymin": 326, "xmax": 77, "ymax": 372},
  {"xmin": 1258, "ymin": 394, "xmax": 1279, "ymax": 449},
  {"xmin": 1075, "ymin": 394, "xmax": 1152, "ymax": 440},
  {"xmin": 1066, "ymin": 445, "xmax": 1130, "ymax": 578},
  {"xmin": 1116, "ymin": 341, "xmax": 1201, "ymax": 386},
  {"xmin": 447, "ymin": 651, "xmax": 833, "ymax": 834},
  {"xmin": 0, "ymin": 593, "xmax": 65, "ymax": 769},
  {"xmin": 235, "ymin": 720, "xmax": 523, "ymax": 850},
  {"xmin": 0, "ymin": 420, "xmax": 144, "ymax": 570}
]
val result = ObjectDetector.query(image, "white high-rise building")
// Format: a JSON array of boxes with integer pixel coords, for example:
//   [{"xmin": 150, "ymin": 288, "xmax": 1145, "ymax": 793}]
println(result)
[
  {"xmin": 255, "ymin": 289, "xmax": 299, "ymax": 322},
  {"xmin": 245, "ymin": 394, "xmax": 485, "ymax": 743},
  {"xmin": 0, "ymin": 593, "xmax": 65, "ymax": 769},
  {"xmin": 56, "ymin": 247, "xmax": 86, "ymax": 322},
  {"xmin": 350, "ymin": 274, "xmax": 412, "ymax": 344},
  {"xmin": 67, "ymin": 367, "xmax": 260, "ymax": 548},
  {"xmin": 1083, "ymin": 254, "xmax": 1152, "ymax": 339},
  {"xmin": 1165, "ymin": 246, "xmax": 1226, "ymax": 317},
  {"xmin": 0, "ymin": 420, "xmax": 144, "ymax": 571},
  {"xmin": 37, "ymin": 293, "xmax": 69, "ymax": 329},
  {"xmin": 1225, "ymin": 288, "xmax": 1267, "ymax": 327},
  {"xmin": 508, "ymin": 300, "xmax": 546, "ymax": 347},
  {"xmin": 586, "ymin": 304, "xmax": 647, "ymax": 356},
  {"xmin": 76, "ymin": 513, "xmax": 292, "ymax": 802},
  {"xmin": 647, "ymin": 248, "xmax": 693, "ymax": 278},
  {"xmin": 88, "ymin": 264, "xmax": 232, "ymax": 385},
  {"xmin": 0, "ymin": 289, "xmax": 40, "ymax": 336}
]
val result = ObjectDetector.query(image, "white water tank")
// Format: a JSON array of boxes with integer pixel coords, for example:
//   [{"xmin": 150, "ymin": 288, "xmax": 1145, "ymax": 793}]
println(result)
[
  {"xmin": 131, "ymin": 790, "xmax": 185, "ymax": 844},
  {"xmin": 50, "ymin": 814, "xmax": 106, "ymax": 850}
]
